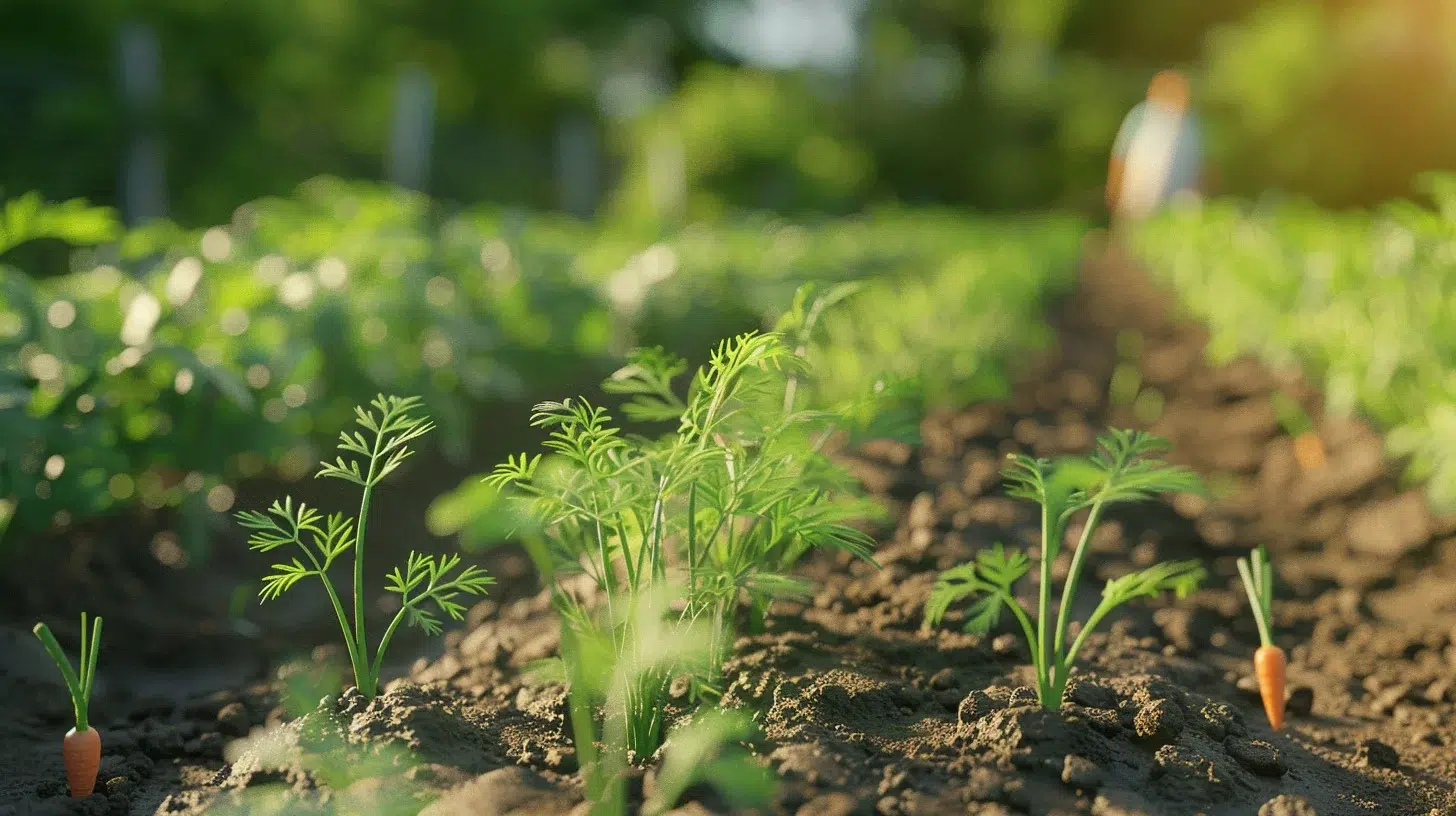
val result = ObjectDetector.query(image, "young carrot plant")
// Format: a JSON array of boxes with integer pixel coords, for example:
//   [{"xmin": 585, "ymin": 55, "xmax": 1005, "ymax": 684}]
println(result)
[
  {"xmin": 236, "ymin": 395, "xmax": 494, "ymax": 699},
  {"xmin": 925, "ymin": 429, "xmax": 1206, "ymax": 709},
  {"xmin": 33, "ymin": 613, "xmax": 103, "ymax": 797},
  {"xmin": 485, "ymin": 330, "xmax": 876, "ymax": 759},
  {"xmin": 1236, "ymin": 544, "xmax": 1286, "ymax": 730},
  {"xmin": 535, "ymin": 585, "xmax": 775, "ymax": 816}
]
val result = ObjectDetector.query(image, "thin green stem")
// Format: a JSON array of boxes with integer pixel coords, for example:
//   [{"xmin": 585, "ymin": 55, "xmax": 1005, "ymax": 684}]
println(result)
[
  {"xmin": 686, "ymin": 483, "xmax": 699, "ymax": 599},
  {"xmin": 1055, "ymin": 598, "xmax": 1119, "ymax": 705},
  {"xmin": 650, "ymin": 474, "xmax": 669, "ymax": 583},
  {"xmin": 370, "ymin": 592, "xmax": 420, "ymax": 687},
  {"xmin": 1237, "ymin": 556, "xmax": 1273, "ymax": 649},
  {"xmin": 32, "ymin": 622, "xmax": 88, "ymax": 730},
  {"xmin": 353, "ymin": 434, "xmax": 384, "ymax": 693},
  {"xmin": 77, "ymin": 612, "xmax": 89, "ymax": 700},
  {"xmin": 1034, "ymin": 500, "xmax": 1055, "ymax": 706},
  {"xmin": 1259, "ymin": 549, "xmax": 1274, "ymax": 634},
  {"xmin": 296, "ymin": 538, "xmax": 366, "ymax": 692},
  {"xmin": 1053, "ymin": 501, "xmax": 1107, "ymax": 660},
  {"xmin": 80, "ymin": 616, "xmax": 101, "ymax": 723},
  {"xmin": 997, "ymin": 592, "xmax": 1051, "ymax": 706},
  {"xmin": 592, "ymin": 501, "xmax": 617, "ymax": 632}
]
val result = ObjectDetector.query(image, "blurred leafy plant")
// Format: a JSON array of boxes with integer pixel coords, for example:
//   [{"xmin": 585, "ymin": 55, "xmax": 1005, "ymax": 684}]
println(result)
[
  {"xmin": 0, "ymin": 181, "xmax": 611, "ymax": 560},
  {"xmin": 438, "ymin": 326, "xmax": 878, "ymax": 764},
  {"xmin": 237, "ymin": 396, "xmax": 494, "ymax": 699},
  {"xmin": 1136, "ymin": 176, "xmax": 1456, "ymax": 510},
  {"xmin": 924, "ymin": 429, "xmax": 1206, "ymax": 709},
  {"xmin": 534, "ymin": 585, "xmax": 777, "ymax": 815},
  {"xmin": 3, "ymin": 180, "xmax": 1081, "ymax": 567}
]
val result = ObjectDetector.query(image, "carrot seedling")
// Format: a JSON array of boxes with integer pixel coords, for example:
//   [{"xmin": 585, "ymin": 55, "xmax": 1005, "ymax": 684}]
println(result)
[
  {"xmin": 925, "ymin": 429, "xmax": 1206, "ymax": 710},
  {"xmin": 481, "ymin": 331, "xmax": 876, "ymax": 760},
  {"xmin": 1271, "ymin": 392, "xmax": 1325, "ymax": 472},
  {"xmin": 1237, "ymin": 544, "xmax": 1285, "ymax": 730},
  {"xmin": 237, "ymin": 395, "xmax": 494, "ymax": 699},
  {"xmin": 33, "ymin": 613, "xmax": 103, "ymax": 797}
]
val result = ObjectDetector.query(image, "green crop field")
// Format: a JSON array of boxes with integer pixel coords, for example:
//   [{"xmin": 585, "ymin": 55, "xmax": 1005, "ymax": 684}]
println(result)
[
  {"xmin": 1135, "ymin": 174, "xmax": 1456, "ymax": 508},
  {"xmin": 0, "ymin": 182, "xmax": 1084, "ymax": 558}
]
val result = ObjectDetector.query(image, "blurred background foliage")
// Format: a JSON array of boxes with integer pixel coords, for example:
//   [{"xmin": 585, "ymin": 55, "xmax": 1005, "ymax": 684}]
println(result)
[
  {"xmin": 7, "ymin": 0, "xmax": 1456, "ymax": 558},
  {"xmin": 5, "ymin": 0, "xmax": 1456, "ymax": 228},
  {"xmin": 0, "ymin": 183, "xmax": 1081, "ymax": 557}
]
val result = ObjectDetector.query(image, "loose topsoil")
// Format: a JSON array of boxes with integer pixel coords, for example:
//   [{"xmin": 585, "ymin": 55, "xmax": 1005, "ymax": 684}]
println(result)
[{"xmin": 6, "ymin": 239, "xmax": 1456, "ymax": 816}]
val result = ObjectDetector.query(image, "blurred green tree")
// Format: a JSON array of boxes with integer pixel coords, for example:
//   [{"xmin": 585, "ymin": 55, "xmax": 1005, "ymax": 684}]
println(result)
[{"xmin": 2, "ymin": 0, "xmax": 1453, "ymax": 224}]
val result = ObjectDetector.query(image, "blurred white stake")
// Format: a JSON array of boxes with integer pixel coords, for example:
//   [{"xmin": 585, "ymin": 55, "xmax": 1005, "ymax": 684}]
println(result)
[
  {"xmin": 119, "ymin": 22, "xmax": 167, "ymax": 226},
  {"xmin": 555, "ymin": 113, "xmax": 601, "ymax": 218},
  {"xmin": 387, "ymin": 65, "xmax": 437, "ymax": 192}
]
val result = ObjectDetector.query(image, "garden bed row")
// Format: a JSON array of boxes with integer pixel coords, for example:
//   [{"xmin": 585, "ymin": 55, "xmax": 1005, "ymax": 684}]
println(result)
[{"xmin": 10, "ymin": 249, "xmax": 1455, "ymax": 815}]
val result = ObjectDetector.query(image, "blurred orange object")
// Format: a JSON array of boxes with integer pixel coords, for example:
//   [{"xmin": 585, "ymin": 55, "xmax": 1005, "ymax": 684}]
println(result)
[{"xmin": 1292, "ymin": 431, "xmax": 1326, "ymax": 471}]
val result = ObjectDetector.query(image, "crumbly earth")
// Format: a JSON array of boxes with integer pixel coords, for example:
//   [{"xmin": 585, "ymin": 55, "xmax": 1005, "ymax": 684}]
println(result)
[{"xmin": 5, "ymin": 243, "xmax": 1456, "ymax": 816}]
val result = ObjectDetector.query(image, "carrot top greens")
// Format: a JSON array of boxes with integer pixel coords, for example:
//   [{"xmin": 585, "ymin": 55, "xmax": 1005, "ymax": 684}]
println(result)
[
  {"xmin": 924, "ymin": 429, "xmax": 1206, "ymax": 709},
  {"xmin": 33, "ymin": 613, "xmax": 103, "ymax": 731},
  {"xmin": 1236, "ymin": 544, "xmax": 1276, "ymax": 650}
]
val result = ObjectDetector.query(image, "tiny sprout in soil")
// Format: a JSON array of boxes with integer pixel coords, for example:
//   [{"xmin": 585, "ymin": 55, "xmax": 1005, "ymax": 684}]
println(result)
[
  {"xmin": 33, "ymin": 612, "xmax": 103, "ymax": 797},
  {"xmin": 925, "ymin": 429, "xmax": 1206, "ymax": 709},
  {"xmin": 237, "ymin": 395, "xmax": 494, "ymax": 699},
  {"xmin": 1237, "ymin": 543, "xmax": 1286, "ymax": 730}
]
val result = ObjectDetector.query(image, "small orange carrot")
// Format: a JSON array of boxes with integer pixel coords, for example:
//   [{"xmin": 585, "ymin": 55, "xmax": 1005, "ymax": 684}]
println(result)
[
  {"xmin": 1291, "ymin": 432, "xmax": 1326, "ymax": 472},
  {"xmin": 1271, "ymin": 393, "xmax": 1325, "ymax": 472},
  {"xmin": 33, "ymin": 613, "xmax": 104, "ymax": 797},
  {"xmin": 62, "ymin": 727, "xmax": 102, "ymax": 797},
  {"xmin": 1253, "ymin": 643, "xmax": 1287, "ymax": 730},
  {"xmin": 1237, "ymin": 546, "xmax": 1285, "ymax": 730}
]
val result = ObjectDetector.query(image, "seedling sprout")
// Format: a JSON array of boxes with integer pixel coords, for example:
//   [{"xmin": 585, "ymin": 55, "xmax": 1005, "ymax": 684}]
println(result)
[
  {"xmin": 237, "ymin": 395, "xmax": 494, "ymax": 699},
  {"xmin": 33, "ymin": 613, "xmax": 104, "ymax": 797},
  {"xmin": 925, "ymin": 429, "xmax": 1206, "ymax": 709},
  {"xmin": 1236, "ymin": 544, "xmax": 1286, "ymax": 730}
]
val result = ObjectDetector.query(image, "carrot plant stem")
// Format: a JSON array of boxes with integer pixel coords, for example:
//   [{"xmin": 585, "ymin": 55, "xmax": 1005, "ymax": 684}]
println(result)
[
  {"xmin": 80, "ymin": 616, "xmax": 101, "ymax": 727},
  {"xmin": 1053, "ymin": 500, "xmax": 1108, "ymax": 674},
  {"xmin": 296, "ymin": 537, "xmax": 365, "ymax": 692},
  {"xmin": 1035, "ymin": 499, "xmax": 1056, "ymax": 705},
  {"xmin": 997, "ymin": 593, "xmax": 1047, "ymax": 704},
  {"xmin": 354, "ymin": 442, "xmax": 383, "ymax": 696},
  {"xmin": 371, "ymin": 606, "xmax": 410, "ymax": 685},
  {"xmin": 1237, "ymin": 554, "xmax": 1273, "ymax": 649},
  {"xmin": 33, "ymin": 621, "xmax": 90, "ymax": 730},
  {"xmin": 1057, "ymin": 597, "xmax": 1117, "ymax": 702}
]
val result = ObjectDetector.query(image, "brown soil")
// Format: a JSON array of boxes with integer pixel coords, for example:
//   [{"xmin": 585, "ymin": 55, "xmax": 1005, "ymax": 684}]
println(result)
[{"xmin": 6, "ymin": 242, "xmax": 1456, "ymax": 816}]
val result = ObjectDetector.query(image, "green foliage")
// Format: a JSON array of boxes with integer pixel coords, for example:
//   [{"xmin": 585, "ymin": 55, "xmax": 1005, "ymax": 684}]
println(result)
[
  {"xmin": 1236, "ymin": 544, "xmax": 1275, "ymax": 650},
  {"xmin": 1, "ymin": 182, "xmax": 1080, "ymax": 563},
  {"xmin": 7, "ymin": 0, "xmax": 1453, "ymax": 226},
  {"xmin": 0, "ymin": 182, "xmax": 608, "ymax": 557},
  {"xmin": 1199, "ymin": 0, "xmax": 1456, "ymax": 206},
  {"xmin": 925, "ymin": 429, "xmax": 1206, "ymax": 709},
  {"xmin": 536, "ymin": 585, "xmax": 776, "ymax": 815},
  {"xmin": 1134, "ymin": 177, "xmax": 1456, "ymax": 509},
  {"xmin": 446, "ymin": 327, "xmax": 878, "ymax": 763},
  {"xmin": 31, "ymin": 613, "xmax": 103, "ymax": 732},
  {"xmin": 783, "ymin": 214, "xmax": 1083, "ymax": 435},
  {"xmin": 237, "ymin": 396, "xmax": 494, "ymax": 699}
]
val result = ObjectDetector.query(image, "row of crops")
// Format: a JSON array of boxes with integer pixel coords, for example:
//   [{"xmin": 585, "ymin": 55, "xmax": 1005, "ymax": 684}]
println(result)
[
  {"xmin": 1134, "ymin": 173, "xmax": 1456, "ymax": 510},
  {"xmin": 10, "ymin": 170, "xmax": 1456, "ymax": 564},
  {"xmin": 0, "ymin": 179, "xmax": 1085, "ymax": 557}
]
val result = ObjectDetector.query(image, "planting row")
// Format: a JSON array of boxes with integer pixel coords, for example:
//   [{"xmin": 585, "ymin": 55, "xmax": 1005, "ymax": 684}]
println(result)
[
  {"xmin": 34, "ymin": 321, "xmax": 1296, "ymax": 812},
  {"xmin": 1133, "ymin": 173, "xmax": 1456, "ymax": 510},
  {"xmin": 0, "ymin": 180, "xmax": 1084, "ymax": 557}
]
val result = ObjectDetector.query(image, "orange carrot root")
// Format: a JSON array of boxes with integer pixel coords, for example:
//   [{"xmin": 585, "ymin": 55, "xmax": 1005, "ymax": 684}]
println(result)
[
  {"xmin": 1254, "ymin": 645, "xmax": 1287, "ymax": 731},
  {"xmin": 63, "ymin": 726, "xmax": 101, "ymax": 797},
  {"xmin": 1292, "ymin": 432, "xmax": 1326, "ymax": 472}
]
